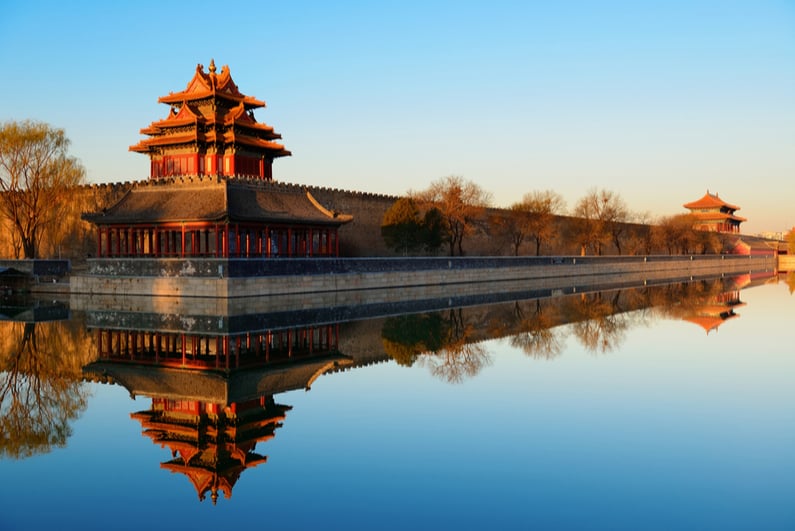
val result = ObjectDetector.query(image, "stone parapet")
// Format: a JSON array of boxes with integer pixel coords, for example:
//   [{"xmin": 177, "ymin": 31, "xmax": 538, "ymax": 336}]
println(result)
[{"xmin": 69, "ymin": 255, "xmax": 775, "ymax": 300}]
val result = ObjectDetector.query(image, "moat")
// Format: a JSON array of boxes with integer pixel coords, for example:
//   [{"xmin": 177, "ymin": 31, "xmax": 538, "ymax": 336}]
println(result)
[{"xmin": 1, "ymin": 271, "xmax": 793, "ymax": 530}]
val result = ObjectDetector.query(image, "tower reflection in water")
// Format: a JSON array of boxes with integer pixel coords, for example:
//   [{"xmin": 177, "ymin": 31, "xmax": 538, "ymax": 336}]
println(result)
[
  {"xmin": 70, "ymin": 271, "xmax": 773, "ymax": 503},
  {"xmin": 84, "ymin": 323, "xmax": 351, "ymax": 504}
]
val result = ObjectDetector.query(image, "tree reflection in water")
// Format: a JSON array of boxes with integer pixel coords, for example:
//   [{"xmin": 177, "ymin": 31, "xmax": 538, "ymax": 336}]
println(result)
[
  {"xmin": 382, "ymin": 308, "xmax": 491, "ymax": 383},
  {"xmin": 382, "ymin": 275, "xmax": 757, "ymax": 379},
  {"xmin": 509, "ymin": 299, "xmax": 566, "ymax": 360},
  {"xmin": 566, "ymin": 291, "xmax": 630, "ymax": 355},
  {"xmin": 0, "ymin": 319, "xmax": 93, "ymax": 459}
]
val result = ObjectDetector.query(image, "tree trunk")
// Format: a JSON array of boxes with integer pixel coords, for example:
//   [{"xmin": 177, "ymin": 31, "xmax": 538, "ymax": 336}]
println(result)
[{"xmin": 23, "ymin": 237, "xmax": 36, "ymax": 259}]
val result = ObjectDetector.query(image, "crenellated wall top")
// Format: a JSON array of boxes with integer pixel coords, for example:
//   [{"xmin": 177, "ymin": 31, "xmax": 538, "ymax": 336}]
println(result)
[{"xmin": 82, "ymin": 176, "xmax": 401, "ymax": 200}]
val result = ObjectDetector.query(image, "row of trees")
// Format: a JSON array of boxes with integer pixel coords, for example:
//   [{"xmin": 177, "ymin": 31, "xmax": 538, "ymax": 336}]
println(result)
[{"xmin": 382, "ymin": 175, "xmax": 728, "ymax": 257}]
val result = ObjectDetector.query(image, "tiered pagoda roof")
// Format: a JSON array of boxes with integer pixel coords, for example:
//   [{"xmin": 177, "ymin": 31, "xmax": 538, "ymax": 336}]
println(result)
[{"xmin": 129, "ymin": 60, "xmax": 290, "ymax": 179}]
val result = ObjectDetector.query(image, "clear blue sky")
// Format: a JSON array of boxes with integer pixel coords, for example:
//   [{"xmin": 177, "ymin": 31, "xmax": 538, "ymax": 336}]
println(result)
[{"xmin": 1, "ymin": 0, "xmax": 793, "ymax": 234}]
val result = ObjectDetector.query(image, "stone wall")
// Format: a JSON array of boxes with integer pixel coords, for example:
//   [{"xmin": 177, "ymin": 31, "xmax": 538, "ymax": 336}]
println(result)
[
  {"xmin": 305, "ymin": 185, "xmax": 399, "ymax": 256},
  {"xmin": 67, "ymin": 254, "xmax": 775, "ymax": 300}
]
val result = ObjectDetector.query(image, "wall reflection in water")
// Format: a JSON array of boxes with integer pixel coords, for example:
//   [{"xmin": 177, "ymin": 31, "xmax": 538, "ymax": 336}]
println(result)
[{"xmin": 0, "ymin": 271, "xmax": 778, "ymax": 502}]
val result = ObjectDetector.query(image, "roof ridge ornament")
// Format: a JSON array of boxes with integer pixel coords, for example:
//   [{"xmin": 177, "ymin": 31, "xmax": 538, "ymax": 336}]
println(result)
[{"xmin": 209, "ymin": 59, "xmax": 216, "ymax": 74}]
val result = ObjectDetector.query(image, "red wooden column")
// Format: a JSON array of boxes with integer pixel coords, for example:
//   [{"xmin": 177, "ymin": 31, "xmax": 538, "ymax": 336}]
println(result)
[{"xmin": 324, "ymin": 229, "xmax": 330, "ymax": 256}]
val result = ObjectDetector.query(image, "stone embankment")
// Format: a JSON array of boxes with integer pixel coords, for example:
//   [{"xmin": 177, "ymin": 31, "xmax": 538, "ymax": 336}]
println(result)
[{"xmin": 67, "ymin": 254, "xmax": 775, "ymax": 302}]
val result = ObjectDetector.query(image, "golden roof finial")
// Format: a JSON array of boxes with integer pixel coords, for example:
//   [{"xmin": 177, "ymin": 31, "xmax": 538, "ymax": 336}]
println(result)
[{"xmin": 209, "ymin": 59, "xmax": 216, "ymax": 74}]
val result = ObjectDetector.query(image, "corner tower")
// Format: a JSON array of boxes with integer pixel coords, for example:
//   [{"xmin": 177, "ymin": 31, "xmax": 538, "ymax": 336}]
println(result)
[
  {"xmin": 130, "ymin": 60, "xmax": 291, "ymax": 180},
  {"xmin": 683, "ymin": 191, "xmax": 746, "ymax": 233}
]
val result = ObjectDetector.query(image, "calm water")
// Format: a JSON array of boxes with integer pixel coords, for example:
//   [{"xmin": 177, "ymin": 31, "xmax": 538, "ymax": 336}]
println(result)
[{"xmin": 1, "ymin": 272, "xmax": 794, "ymax": 530}]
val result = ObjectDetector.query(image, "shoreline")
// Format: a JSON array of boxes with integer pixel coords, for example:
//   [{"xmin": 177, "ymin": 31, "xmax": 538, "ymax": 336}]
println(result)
[{"xmin": 59, "ymin": 254, "xmax": 776, "ymax": 301}]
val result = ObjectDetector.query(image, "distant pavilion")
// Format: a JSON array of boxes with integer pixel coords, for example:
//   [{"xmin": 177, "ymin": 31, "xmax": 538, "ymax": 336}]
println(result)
[
  {"xmin": 683, "ymin": 191, "xmax": 745, "ymax": 233},
  {"xmin": 85, "ymin": 60, "xmax": 351, "ymax": 258}
]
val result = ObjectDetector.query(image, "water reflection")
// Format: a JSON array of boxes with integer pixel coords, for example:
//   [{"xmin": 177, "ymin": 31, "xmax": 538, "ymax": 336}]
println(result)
[
  {"xmin": 382, "ymin": 309, "xmax": 490, "ymax": 383},
  {"xmin": 0, "ymin": 271, "xmax": 781, "ymax": 505},
  {"xmin": 381, "ymin": 272, "xmax": 774, "ymax": 375},
  {"xmin": 0, "ymin": 305, "xmax": 93, "ymax": 459},
  {"xmin": 83, "ymin": 324, "xmax": 350, "ymax": 503}
]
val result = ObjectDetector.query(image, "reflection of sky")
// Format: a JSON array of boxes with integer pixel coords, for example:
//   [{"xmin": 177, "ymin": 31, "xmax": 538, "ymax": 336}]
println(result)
[{"xmin": 2, "ymin": 281, "xmax": 794, "ymax": 530}]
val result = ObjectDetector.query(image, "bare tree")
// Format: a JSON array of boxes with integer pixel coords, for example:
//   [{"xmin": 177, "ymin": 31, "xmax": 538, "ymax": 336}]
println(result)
[
  {"xmin": 0, "ymin": 120, "xmax": 86, "ymax": 258},
  {"xmin": 415, "ymin": 175, "xmax": 492, "ymax": 256},
  {"xmin": 599, "ymin": 190, "xmax": 630, "ymax": 255},
  {"xmin": 509, "ymin": 190, "xmax": 566, "ymax": 256},
  {"xmin": 571, "ymin": 188, "xmax": 628, "ymax": 255},
  {"xmin": 653, "ymin": 214, "xmax": 699, "ymax": 254},
  {"xmin": 627, "ymin": 211, "xmax": 655, "ymax": 255},
  {"xmin": 489, "ymin": 211, "xmax": 525, "ymax": 256},
  {"xmin": 571, "ymin": 190, "xmax": 607, "ymax": 255}
]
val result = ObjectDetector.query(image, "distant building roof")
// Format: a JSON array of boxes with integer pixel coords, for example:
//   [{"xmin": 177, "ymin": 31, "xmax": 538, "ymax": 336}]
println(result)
[{"xmin": 683, "ymin": 191, "xmax": 740, "ymax": 211}]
